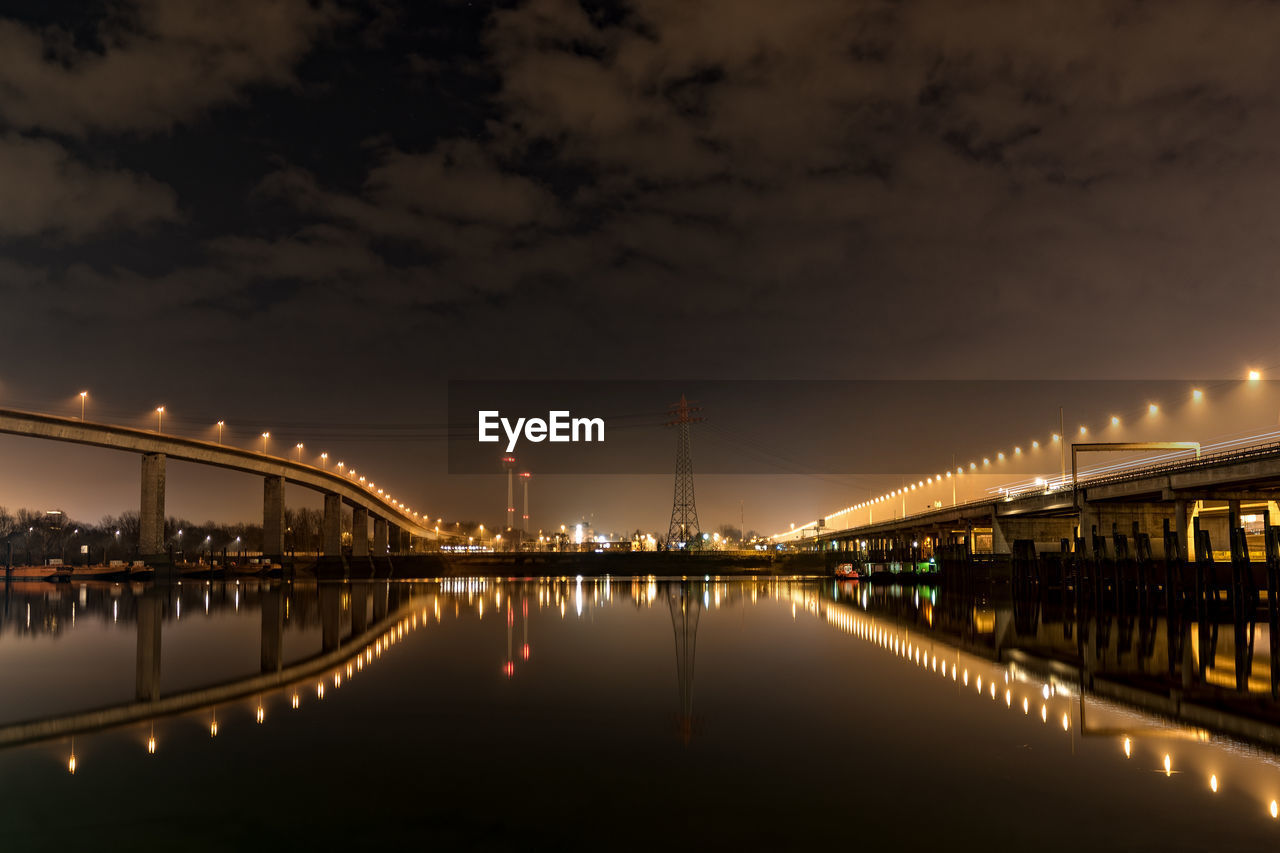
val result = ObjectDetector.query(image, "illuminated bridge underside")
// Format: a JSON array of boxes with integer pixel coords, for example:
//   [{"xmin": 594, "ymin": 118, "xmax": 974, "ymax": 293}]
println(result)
[
  {"xmin": 0, "ymin": 408, "xmax": 436, "ymax": 559},
  {"xmin": 815, "ymin": 443, "xmax": 1280, "ymax": 558}
]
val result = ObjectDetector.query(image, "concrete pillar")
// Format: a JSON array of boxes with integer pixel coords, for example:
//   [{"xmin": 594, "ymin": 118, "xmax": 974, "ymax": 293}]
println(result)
[
  {"xmin": 991, "ymin": 512, "xmax": 1010, "ymax": 556},
  {"xmin": 389, "ymin": 523, "xmax": 402, "ymax": 555},
  {"xmin": 135, "ymin": 591, "xmax": 162, "ymax": 701},
  {"xmin": 352, "ymin": 506, "xmax": 370, "ymax": 557},
  {"xmin": 322, "ymin": 493, "xmax": 343, "ymax": 557},
  {"xmin": 1175, "ymin": 500, "xmax": 1190, "ymax": 560},
  {"xmin": 263, "ymin": 475, "xmax": 285, "ymax": 559},
  {"xmin": 139, "ymin": 453, "xmax": 166, "ymax": 557},
  {"xmin": 320, "ymin": 583, "xmax": 342, "ymax": 652},
  {"xmin": 1078, "ymin": 502, "xmax": 1102, "ymax": 556},
  {"xmin": 351, "ymin": 587, "xmax": 369, "ymax": 636},
  {"xmin": 373, "ymin": 582, "xmax": 389, "ymax": 621},
  {"xmin": 261, "ymin": 586, "xmax": 283, "ymax": 673},
  {"xmin": 373, "ymin": 516, "xmax": 388, "ymax": 554}
]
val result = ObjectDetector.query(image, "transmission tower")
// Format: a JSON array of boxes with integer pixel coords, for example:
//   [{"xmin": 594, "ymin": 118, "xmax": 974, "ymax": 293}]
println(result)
[{"xmin": 666, "ymin": 395, "xmax": 702, "ymax": 546}]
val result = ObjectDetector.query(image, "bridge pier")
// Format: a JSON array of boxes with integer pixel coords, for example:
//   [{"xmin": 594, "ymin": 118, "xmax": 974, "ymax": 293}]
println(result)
[
  {"xmin": 263, "ymin": 475, "xmax": 286, "ymax": 560},
  {"xmin": 351, "ymin": 587, "xmax": 369, "ymax": 635},
  {"xmin": 322, "ymin": 493, "xmax": 343, "ymax": 557},
  {"xmin": 389, "ymin": 523, "xmax": 402, "ymax": 555},
  {"xmin": 261, "ymin": 586, "xmax": 283, "ymax": 673},
  {"xmin": 352, "ymin": 506, "xmax": 370, "ymax": 557},
  {"xmin": 139, "ymin": 453, "xmax": 166, "ymax": 559},
  {"xmin": 373, "ymin": 516, "xmax": 388, "ymax": 554},
  {"xmin": 136, "ymin": 591, "xmax": 163, "ymax": 701},
  {"xmin": 320, "ymin": 583, "xmax": 342, "ymax": 652}
]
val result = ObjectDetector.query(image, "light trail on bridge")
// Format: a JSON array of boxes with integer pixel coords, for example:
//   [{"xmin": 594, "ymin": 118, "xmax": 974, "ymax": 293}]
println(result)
[{"xmin": 775, "ymin": 374, "xmax": 1280, "ymax": 543}]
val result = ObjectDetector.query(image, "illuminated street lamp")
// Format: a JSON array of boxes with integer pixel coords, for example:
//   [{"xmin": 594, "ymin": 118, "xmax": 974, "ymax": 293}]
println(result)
[
  {"xmin": 320, "ymin": 452, "xmax": 328, "ymax": 470},
  {"xmin": 295, "ymin": 442, "xmax": 304, "ymax": 462},
  {"xmin": 79, "ymin": 391, "xmax": 87, "ymax": 420},
  {"xmin": 261, "ymin": 431, "xmax": 270, "ymax": 454},
  {"xmin": 217, "ymin": 420, "xmax": 225, "ymax": 443},
  {"xmin": 155, "ymin": 406, "xmax": 165, "ymax": 432},
  {"xmin": 1249, "ymin": 369, "xmax": 1262, "ymax": 381}
]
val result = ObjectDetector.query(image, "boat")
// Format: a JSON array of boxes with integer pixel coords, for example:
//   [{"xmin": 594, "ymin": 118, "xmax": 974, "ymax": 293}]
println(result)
[{"xmin": 834, "ymin": 563, "xmax": 863, "ymax": 579}]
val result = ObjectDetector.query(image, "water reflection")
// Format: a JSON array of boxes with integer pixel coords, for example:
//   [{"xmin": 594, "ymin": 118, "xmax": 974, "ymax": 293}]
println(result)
[
  {"xmin": 5, "ymin": 575, "xmax": 1280, "ymax": 838},
  {"xmin": 823, "ymin": 578, "xmax": 1280, "ymax": 823}
]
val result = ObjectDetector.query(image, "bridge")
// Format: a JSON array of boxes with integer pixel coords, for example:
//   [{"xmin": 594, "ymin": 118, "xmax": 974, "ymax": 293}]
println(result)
[
  {"xmin": 0, "ymin": 580, "xmax": 430, "ymax": 751},
  {"xmin": 0, "ymin": 407, "xmax": 439, "ymax": 564},
  {"xmin": 791, "ymin": 438, "xmax": 1280, "ymax": 562}
]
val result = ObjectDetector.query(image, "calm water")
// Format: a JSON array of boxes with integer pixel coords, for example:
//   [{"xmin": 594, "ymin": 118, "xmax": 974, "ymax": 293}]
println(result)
[{"xmin": 0, "ymin": 576, "xmax": 1278, "ymax": 850}]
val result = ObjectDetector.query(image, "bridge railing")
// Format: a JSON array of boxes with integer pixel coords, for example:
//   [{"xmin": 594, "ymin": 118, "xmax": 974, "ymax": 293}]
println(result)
[{"xmin": 815, "ymin": 437, "xmax": 1280, "ymax": 538}]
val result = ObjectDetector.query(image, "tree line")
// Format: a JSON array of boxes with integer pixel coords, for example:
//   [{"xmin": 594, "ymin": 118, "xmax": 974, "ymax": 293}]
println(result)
[{"xmin": 0, "ymin": 506, "xmax": 336, "ymax": 564}]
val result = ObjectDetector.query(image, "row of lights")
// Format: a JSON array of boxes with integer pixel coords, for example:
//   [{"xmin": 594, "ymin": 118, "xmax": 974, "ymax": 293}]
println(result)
[
  {"xmin": 67, "ymin": 597, "xmax": 434, "ymax": 773},
  {"xmin": 75, "ymin": 392, "xmax": 435, "ymax": 532},
  {"xmin": 780, "ymin": 369, "xmax": 1267, "ymax": 538},
  {"xmin": 821, "ymin": 593, "xmax": 1280, "ymax": 822}
]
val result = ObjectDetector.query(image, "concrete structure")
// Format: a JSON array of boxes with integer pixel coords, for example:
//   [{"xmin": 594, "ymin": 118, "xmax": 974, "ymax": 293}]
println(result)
[
  {"xmin": 804, "ymin": 439, "xmax": 1280, "ymax": 559},
  {"xmin": 0, "ymin": 583, "xmax": 427, "ymax": 751},
  {"xmin": 0, "ymin": 407, "xmax": 438, "ymax": 563}
]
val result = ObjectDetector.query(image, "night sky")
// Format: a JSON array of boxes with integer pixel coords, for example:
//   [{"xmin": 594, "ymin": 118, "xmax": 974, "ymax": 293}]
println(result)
[{"xmin": 3, "ymin": 1, "xmax": 1280, "ymax": 533}]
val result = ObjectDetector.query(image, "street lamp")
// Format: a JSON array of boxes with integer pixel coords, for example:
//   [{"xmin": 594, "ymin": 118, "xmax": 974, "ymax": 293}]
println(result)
[
  {"xmin": 295, "ymin": 442, "xmax": 304, "ymax": 462},
  {"xmin": 320, "ymin": 452, "xmax": 328, "ymax": 469},
  {"xmin": 79, "ymin": 391, "xmax": 87, "ymax": 420},
  {"xmin": 261, "ymin": 432, "xmax": 270, "ymax": 454},
  {"xmin": 216, "ymin": 421, "xmax": 225, "ymax": 443},
  {"xmin": 155, "ymin": 406, "xmax": 164, "ymax": 432}
]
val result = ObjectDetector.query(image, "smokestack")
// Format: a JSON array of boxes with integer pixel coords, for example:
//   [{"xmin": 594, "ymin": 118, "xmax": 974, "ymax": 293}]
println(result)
[
  {"xmin": 520, "ymin": 472, "xmax": 531, "ymax": 535},
  {"xmin": 502, "ymin": 456, "xmax": 516, "ymax": 533}
]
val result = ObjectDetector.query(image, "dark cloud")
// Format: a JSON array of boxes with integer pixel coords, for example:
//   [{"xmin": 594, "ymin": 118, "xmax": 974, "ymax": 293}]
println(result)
[
  {"xmin": 0, "ymin": 133, "xmax": 177, "ymax": 237},
  {"xmin": 0, "ymin": 0, "xmax": 339, "ymax": 136},
  {"xmin": 4, "ymin": 0, "xmax": 1280, "ymax": 529}
]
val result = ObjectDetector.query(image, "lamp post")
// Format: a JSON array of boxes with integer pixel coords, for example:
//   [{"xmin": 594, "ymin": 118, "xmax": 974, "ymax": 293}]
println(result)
[
  {"xmin": 295, "ymin": 443, "xmax": 304, "ymax": 462},
  {"xmin": 155, "ymin": 406, "xmax": 164, "ymax": 432},
  {"xmin": 320, "ymin": 452, "xmax": 328, "ymax": 470},
  {"xmin": 79, "ymin": 391, "xmax": 87, "ymax": 420},
  {"xmin": 216, "ymin": 421, "xmax": 225, "ymax": 444},
  {"xmin": 261, "ymin": 432, "xmax": 270, "ymax": 454}
]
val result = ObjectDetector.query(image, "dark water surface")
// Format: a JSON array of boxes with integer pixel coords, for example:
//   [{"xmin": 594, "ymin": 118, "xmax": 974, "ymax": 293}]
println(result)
[{"xmin": 0, "ymin": 576, "xmax": 1277, "ymax": 851}]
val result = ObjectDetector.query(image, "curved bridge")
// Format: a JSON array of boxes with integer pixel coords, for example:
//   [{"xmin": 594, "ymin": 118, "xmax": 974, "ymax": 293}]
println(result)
[
  {"xmin": 0, "ymin": 583, "xmax": 428, "ymax": 750},
  {"xmin": 0, "ymin": 407, "xmax": 436, "ymax": 559}
]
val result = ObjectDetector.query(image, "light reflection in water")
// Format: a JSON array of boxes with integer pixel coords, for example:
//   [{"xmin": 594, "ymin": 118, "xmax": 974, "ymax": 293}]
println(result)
[{"xmin": 8, "ymin": 577, "xmax": 1280, "ymax": 839}]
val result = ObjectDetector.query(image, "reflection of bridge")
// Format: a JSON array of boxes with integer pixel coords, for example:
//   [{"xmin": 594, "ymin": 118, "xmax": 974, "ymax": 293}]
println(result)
[
  {"xmin": 815, "ymin": 581, "xmax": 1280, "ymax": 751},
  {"xmin": 0, "ymin": 581, "xmax": 426, "ymax": 750},
  {"xmin": 799, "ymin": 439, "xmax": 1280, "ymax": 561},
  {"xmin": 0, "ymin": 407, "xmax": 437, "ymax": 563}
]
